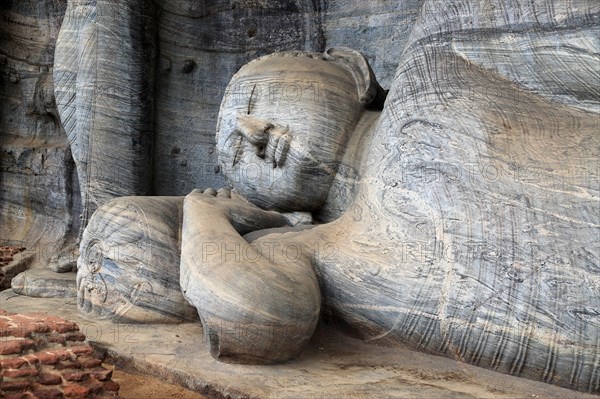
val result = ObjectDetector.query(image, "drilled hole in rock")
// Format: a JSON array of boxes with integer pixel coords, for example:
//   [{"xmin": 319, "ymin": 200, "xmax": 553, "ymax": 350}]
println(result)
[{"xmin": 181, "ymin": 60, "xmax": 196, "ymax": 74}]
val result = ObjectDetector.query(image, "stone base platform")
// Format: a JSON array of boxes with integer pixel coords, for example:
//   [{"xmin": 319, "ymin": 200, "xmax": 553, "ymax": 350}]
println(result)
[{"xmin": 1, "ymin": 291, "xmax": 596, "ymax": 399}]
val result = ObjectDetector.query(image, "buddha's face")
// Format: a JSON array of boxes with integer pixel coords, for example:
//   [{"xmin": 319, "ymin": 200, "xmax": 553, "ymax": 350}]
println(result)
[{"xmin": 216, "ymin": 56, "xmax": 362, "ymax": 211}]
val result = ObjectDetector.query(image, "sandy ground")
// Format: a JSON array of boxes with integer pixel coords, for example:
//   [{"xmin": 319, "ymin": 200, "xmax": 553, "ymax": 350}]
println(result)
[{"xmin": 111, "ymin": 366, "xmax": 208, "ymax": 399}]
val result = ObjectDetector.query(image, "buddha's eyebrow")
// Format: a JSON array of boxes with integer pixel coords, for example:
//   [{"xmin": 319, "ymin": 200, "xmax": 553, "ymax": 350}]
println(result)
[{"xmin": 247, "ymin": 83, "xmax": 256, "ymax": 115}]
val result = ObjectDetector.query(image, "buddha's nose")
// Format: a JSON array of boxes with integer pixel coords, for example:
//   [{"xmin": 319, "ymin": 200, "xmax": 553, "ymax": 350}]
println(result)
[{"xmin": 234, "ymin": 114, "xmax": 290, "ymax": 167}]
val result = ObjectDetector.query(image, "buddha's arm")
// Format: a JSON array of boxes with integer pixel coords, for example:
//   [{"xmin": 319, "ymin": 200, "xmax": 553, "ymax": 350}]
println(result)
[{"xmin": 180, "ymin": 189, "xmax": 321, "ymax": 364}]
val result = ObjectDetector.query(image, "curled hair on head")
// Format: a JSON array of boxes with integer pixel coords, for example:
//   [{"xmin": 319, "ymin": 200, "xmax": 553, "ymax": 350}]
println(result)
[
  {"xmin": 324, "ymin": 47, "xmax": 388, "ymax": 110},
  {"xmin": 236, "ymin": 48, "xmax": 387, "ymax": 110}
]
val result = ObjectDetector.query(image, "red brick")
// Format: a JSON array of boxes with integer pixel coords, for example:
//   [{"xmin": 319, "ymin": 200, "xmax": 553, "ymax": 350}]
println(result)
[
  {"xmin": 0, "ymin": 317, "xmax": 11, "ymax": 331},
  {"xmin": 0, "ymin": 380, "xmax": 31, "ymax": 392},
  {"xmin": 69, "ymin": 345, "xmax": 93, "ymax": 355},
  {"xmin": 7, "ymin": 315, "xmax": 36, "ymax": 324},
  {"xmin": 0, "ymin": 339, "xmax": 35, "ymax": 355},
  {"xmin": 63, "ymin": 371, "xmax": 89, "ymax": 382},
  {"xmin": 5, "ymin": 327, "xmax": 32, "ymax": 338},
  {"xmin": 38, "ymin": 372, "xmax": 63, "ymax": 386},
  {"xmin": 102, "ymin": 380, "xmax": 120, "ymax": 392},
  {"xmin": 90, "ymin": 368, "xmax": 112, "ymax": 381},
  {"xmin": 0, "ymin": 339, "xmax": 22, "ymax": 354},
  {"xmin": 63, "ymin": 383, "xmax": 91, "ymax": 398},
  {"xmin": 34, "ymin": 352, "xmax": 60, "ymax": 365},
  {"xmin": 22, "ymin": 353, "xmax": 41, "ymax": 365},
  {"xmin": 0, "ymin": 327, "xmax": 14, "ymax": 337},
  {"xmin": 55, "ymin": 360, "xmax": 81, "ymax": 370},
  {"xmin": 76, "ymin": 355, "xmax": 102, "ymax": 368},
  {"xmin": 36, "ymin": 349, "xmax": 73, "ymax": 364},
  {"xmin": 2, "ymin": 318, "xmax": 48, "ymax": 337},
  {"xmin": 3, "ymin": 367, "xmax": 39, "ymax": 378},
  {"xmin": 7, "ymin": 316, "xmax": 49, "ymax": 336},
  {"xmin": 0, "ymin": 356, "xmax": 27, "ymax": 369},
  {"xmin": 31, "ymin": 388, "xmax": 62, "ymax": 399},
  {"xmin": 64, "ymin": 332, "xmax": 86, "ymax": 342},
  {"xmin": 45, "ymin": 319, "xmax": 78, "ymax": 334},
  {"xmin": 34, "ymin": 351, "xmax": 59, "ymax": 365},
  {"xmin": 47, "ymin": 333, "xmax": 66, "ymax": 345},
  {"xmin": 30, "ymin": 322, "xmax": 51, "ymax": 334},
  {"xmin": 83, "ymin": 377, "xmax": 103, "ymax": 394}
]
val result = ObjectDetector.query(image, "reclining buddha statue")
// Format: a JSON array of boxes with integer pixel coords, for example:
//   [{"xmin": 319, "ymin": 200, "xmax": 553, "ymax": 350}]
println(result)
[{"xmin": 76, "ymin": 41, "xmax": 599, "ymax": 393}]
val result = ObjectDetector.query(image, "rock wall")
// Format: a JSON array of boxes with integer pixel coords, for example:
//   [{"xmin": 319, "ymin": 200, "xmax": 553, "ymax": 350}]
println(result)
[
  {"xmin": 323, "ymin": 0, "xmax": 425, "ymax": 88},
  {"xmin": 0, "ymin": 1, "xmax": 79, "ymax": 258}
]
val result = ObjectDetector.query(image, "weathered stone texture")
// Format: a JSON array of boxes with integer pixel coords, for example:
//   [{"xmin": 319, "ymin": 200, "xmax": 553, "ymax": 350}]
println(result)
[
  {"xmin": 54, "ymin": 0, "xmax": 156, "ymax": 234},
  {"xmin": 0, "ymin": 0, "xmax": 80, "ymax": 264},
  {"xmin": 337, "ymin": 0, "xmax": 600, "ymax": 392},
  {"xmin": 323, "ymin": 0, "xmax": 425, "ymax": 87},
  {"xmin": 77, "ymin": 196, "xmax": 198, "ymax": 324}
]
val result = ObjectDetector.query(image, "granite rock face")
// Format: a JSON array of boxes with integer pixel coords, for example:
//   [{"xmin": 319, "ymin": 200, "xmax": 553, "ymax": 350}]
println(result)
[{"xmin": 0, "ymin": 0, "xmax": 80, "ymax": 265}]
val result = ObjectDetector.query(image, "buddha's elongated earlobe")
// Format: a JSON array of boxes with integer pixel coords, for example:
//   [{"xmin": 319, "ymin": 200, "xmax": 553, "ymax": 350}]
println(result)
[{"xmin": 324, "ymin": 47, "xmax": 387, "ymax": 110}]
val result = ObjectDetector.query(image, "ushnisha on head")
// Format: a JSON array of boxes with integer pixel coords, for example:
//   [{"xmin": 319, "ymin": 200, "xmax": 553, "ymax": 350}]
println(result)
[{"xmin": 216, "ymin": 48, "xmax": 386, "ymax": 212}]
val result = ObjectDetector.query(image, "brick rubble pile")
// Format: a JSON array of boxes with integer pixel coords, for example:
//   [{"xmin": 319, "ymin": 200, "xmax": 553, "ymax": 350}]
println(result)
[{"xmin": 0, "ymin": 310, "xmax": 120, "ymax": 399}]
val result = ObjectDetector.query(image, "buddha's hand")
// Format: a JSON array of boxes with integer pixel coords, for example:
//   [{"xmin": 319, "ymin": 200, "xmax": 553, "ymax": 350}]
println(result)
[{"xmin": 186, "ymin": 188, "xmax": 288, "ymax": 235}]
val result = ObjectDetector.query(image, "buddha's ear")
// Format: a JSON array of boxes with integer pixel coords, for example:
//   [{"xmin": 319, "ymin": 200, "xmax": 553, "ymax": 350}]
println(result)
[{"xmin": 324, "ymin": 47, "xmax": 387, "ymax": 110}]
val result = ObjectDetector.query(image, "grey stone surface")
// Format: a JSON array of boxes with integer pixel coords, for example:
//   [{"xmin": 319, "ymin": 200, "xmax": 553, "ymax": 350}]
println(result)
[
  {"xmin": 54, "ymin": 0, "xmax": 156, "ymax": 235},
  {"xmin": 11, "ymin": 268, "xmax": 76, "ymax": 298},
  {"xmin": 77, "ymin": 195, "xmax": 198, "ymax": 324},
  {"xmin": 1, "ymin": 293, "xmax": 598, "ymax": 399},
  {"xmin": 0, "ymin": 0, "xmax": 80, "ymax": 263},
  {"xmin": 0, "ymin": 250, "xmax": 34, "ymax": 290},
  {"xmin": 323, "ymin": 0, "xmax": 425, "ymax": 88}
]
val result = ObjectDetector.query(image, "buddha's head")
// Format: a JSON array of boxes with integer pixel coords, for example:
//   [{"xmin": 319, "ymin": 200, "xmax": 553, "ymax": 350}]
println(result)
[{"xmin": 216, "ymin": 48, "xmax": 386, "ymax": 212}]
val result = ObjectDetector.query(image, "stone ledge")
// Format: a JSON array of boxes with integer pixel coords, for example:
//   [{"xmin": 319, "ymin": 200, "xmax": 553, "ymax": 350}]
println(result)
[
  {"xmin": 0, "ymin": 247, "xmax": 33, "ymax": 291},
  {"xmin": 1, "ymin": 291, "xmax": 596, "ymax": 399}
]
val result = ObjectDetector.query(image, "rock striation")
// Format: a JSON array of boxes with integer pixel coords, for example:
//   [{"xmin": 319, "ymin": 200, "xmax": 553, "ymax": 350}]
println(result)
[{"xmin": 0, "ymin": 0, "xmax": 79, "ymax": 267}]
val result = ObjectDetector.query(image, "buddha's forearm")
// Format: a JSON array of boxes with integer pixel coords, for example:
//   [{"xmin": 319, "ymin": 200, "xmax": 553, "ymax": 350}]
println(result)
[{"xmin": 179, "ymin": 193, "xmax": 321, "ymax": 364}]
